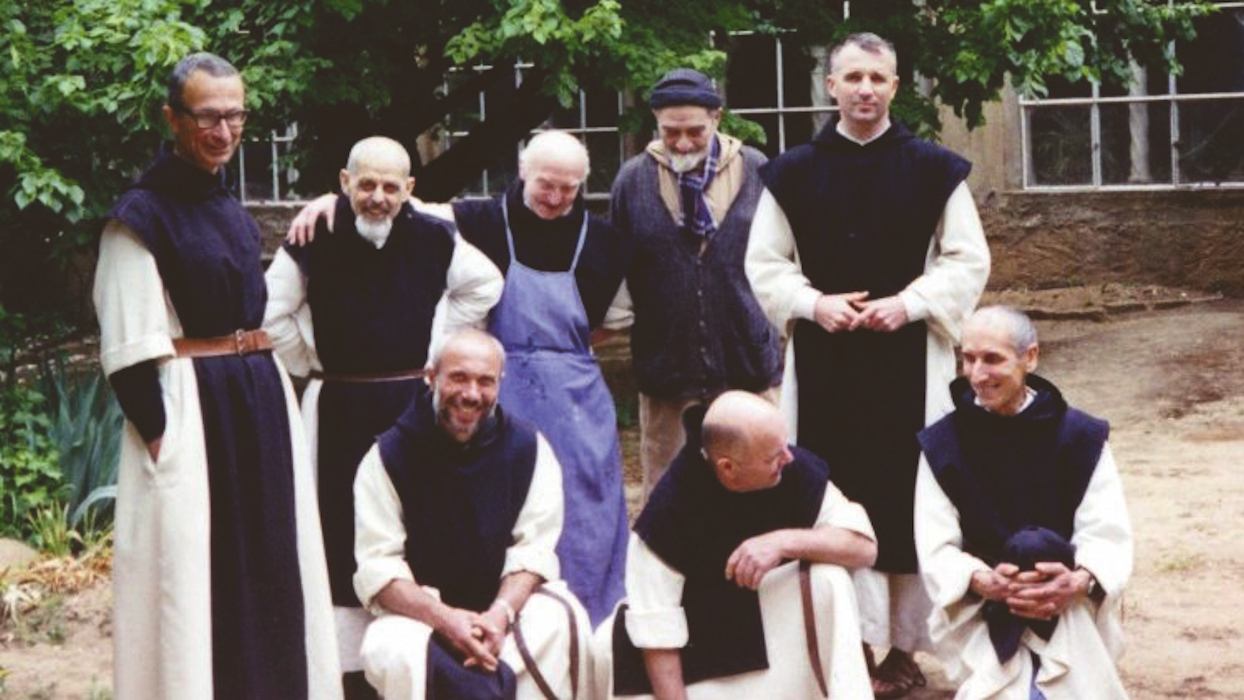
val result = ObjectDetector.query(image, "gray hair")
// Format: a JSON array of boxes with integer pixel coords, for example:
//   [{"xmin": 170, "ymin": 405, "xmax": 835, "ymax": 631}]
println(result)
[
  {"xmin": 167, "ymin": 52, "xmax": 239, "ymax": 109},
  {"xmin": 345, "ymin": 136, "xmax": 412, "ymax": 178},
  {"xmin": 969, "ymin": 305, "xmax": 1039, "ymax": 354},
  {"xmin": 828, "ymin": 32, "xmax": 898, "ymax": 73},
  {"xmin": 518, "ymin": 130, "xmax": 590, "ymax": 181}
]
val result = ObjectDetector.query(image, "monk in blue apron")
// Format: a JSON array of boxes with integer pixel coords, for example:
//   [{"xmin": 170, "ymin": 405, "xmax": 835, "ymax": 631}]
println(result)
[{"xmin": 484, "ymin": 196, "xmax": 628, "ymax": 624}]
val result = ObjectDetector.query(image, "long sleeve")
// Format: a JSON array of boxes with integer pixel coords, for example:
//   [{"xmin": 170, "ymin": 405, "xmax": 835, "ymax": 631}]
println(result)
[
  {"xmin": 108, "ymin": 361, "xmax": 166, "ymax": 442},
  {"xmin": 262, "ymin": 247, "xmax": 317, "ymax": 377},
  {"xmin": 744, "ymin": 189, "xmax": 822, "ymax": 337},
  {"xmin": 500, "ymin": 433, "xmax": 563, "ymax": 582},
  {"xmin": 439, "ymin": 233, "xmax": 504, "ymax": 336},
  {"xmin": 623, "ymin": 534, "xmax": 689, "ymax": 649},
  {"xmin": 914, "ymin": 457, "xmax": 992, "ymax": 611},
  {"xmin": 1070, "ymin": 445, "xmax": 1133, "ymax": 597},
  {"xmin": 353, "ymin": 434, "xmax": 564, "ymax": 611},
  {"xmin": 898, "ymin": 182, "xmax": 990, "ymax": 342},
  {"xmin": 353, "ymin": 445, "xmax": 415, "ymax": 610}
]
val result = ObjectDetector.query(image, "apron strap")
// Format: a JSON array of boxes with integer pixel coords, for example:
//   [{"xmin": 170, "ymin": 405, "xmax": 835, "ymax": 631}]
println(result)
[{"xmin": 501, "ymin": 197, "xmax": 591, "ymax": 273}]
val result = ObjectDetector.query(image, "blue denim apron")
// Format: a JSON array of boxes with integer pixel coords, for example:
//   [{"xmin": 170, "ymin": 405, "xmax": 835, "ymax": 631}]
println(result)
[{"xmin": 486, "ymin": 204, "xmax": 627, "ymax": 624}]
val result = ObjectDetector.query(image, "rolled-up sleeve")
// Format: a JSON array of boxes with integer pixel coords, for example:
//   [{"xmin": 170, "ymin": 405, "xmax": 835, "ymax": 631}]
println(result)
[
  {"xmin": 816, "ymin": 480, "xmax": 876, "ymax": 541},
  {"xmin": 623, "ymin": 534, "xmax": 689, "ymax": 649},
  {"xmin": 501, "ymin": 433, "xmax": 563, "ymax": 582},
  {"xmin": 262, "ymin": 247, "xmax": 318, "ymax": 377},
  {"xmin": 353, "ymin": 445, "xmax": 416, "ymax": 610},
  {"xmin": 94, "ymin": 220, "xmax": 176, "ymax": 375}
]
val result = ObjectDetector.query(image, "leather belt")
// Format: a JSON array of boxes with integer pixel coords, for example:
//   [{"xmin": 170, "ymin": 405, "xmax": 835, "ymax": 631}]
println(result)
[
  {"xmin": 308, "ymin": 369, "xmax": 425, "ymax": 383},
  {"xmin": 173, "ymin": 329, "xmax": 273, "ymax": 358}
]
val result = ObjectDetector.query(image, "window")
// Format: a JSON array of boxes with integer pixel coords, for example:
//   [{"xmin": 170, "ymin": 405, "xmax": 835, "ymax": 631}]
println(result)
[{"xmin": 1021, "ymin": 3, "xmax": 1244, "ymax": 189}]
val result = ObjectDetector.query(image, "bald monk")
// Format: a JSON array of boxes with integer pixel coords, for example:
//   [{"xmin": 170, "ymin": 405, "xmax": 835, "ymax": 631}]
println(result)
[
  {"xmin": 264, "ymin": 136, "xmax": 502, "ymax": 690},
  {"xmin": 592, "ymin": 391, "xmax": 879, "ymax": 699}
]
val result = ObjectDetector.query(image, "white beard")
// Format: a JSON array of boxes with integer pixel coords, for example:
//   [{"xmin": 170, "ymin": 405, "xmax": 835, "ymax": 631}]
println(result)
[
  {"xmin": 355, "ymin": 215, "xmax": 393, "ymax": 248},
  {"xmin": 668, "ymin": 150, "xmax": 707, "ymax": 174}
]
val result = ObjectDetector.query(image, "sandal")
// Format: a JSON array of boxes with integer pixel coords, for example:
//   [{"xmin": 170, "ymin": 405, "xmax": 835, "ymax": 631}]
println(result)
[
  {"xmin": 872, "ymin": 675, "xmax": 911, "ymax": 699},
  {"xmin": 876, "ymin": 649, "xmax": 927, "ymax": 693}
]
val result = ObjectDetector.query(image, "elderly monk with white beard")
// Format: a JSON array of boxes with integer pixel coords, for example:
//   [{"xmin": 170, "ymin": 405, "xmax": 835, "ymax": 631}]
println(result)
[{"xmin": 265, "ymin": 136, "xmax": 502, "ymax": 693}]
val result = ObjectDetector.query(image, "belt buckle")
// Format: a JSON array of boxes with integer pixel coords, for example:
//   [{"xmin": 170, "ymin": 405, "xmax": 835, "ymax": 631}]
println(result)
[{"xmin": 234, "ymin": 329, "xmax": 246, "ymax": 355}]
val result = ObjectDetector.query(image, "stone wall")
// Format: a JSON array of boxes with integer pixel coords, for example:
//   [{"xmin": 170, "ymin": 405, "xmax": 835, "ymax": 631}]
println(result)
[{"xmin": 979, "ymin": 189, "xmax": 1244, "ymax": 296}]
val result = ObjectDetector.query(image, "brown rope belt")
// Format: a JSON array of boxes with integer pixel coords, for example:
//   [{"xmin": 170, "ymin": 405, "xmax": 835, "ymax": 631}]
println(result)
[
  {"xmin": 512, "ymin": 585, "xmax": 580, "ymax": 700},
  {"xmin": 173, "ymin": 329, "xmax": 273, "ymax": 358},
  {"xmin": 801, "ymin": 560, "xmax": 831, "ymax": 699},
  {"xmin": 308, "ymin": 368, "xmax": 426, "ymax": 383}
]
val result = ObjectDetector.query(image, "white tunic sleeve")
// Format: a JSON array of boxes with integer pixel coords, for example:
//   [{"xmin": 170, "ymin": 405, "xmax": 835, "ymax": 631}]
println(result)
[
  {"xmin": 353, "ymin": 433, "xmax": 564, "ymax": 610},
  {"xmin": 262, "ymin": 247, "xmax": 318, "ymax": 377},
  {"xmin": 427, "ymin": 233, "xmax": 503, "ymax": 359},
  {"xmin": 744, "ymin": 189, "xmax": 822, "ymax": 335},
  {"xmin": 353, "ymin": 445, "xmax": 415, "ymax": 611},
  {"xmin": 501, "ymin": 432, "xmax": 563, "ymax": 583},
  {"xmin": 816, "ymin": 480, "xmax": 877, "ymax": 541},
  {"xmin": 440, "ymin": 233, "xmax": 503, "ymax": 334},
  {"xmin": 898, "ymin": 182, "xmax": 990, "ymax": 342},
  {"xmin": 914, "ymin": 457, "xmax": 992, "ymax": 611},
  {"xmin": 623, "ymin": 534, "xmax": 689, "ymax": 649},
  {"xmin": 601, "ymin": 280, "xmax": 634, "ymax": 331},
  {"xmin": 94, "ymin": 220, "xmax": 177, "ymax": 375},
  {"xmin": 1071, "ymin": 444, "xmax": 1133, "ymax": 597}
]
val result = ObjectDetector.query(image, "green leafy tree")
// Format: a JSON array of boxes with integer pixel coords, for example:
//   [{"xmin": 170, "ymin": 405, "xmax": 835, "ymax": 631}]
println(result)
[{"xmin": 0, "ymin": 0, "xmax": 1213, "ymax": 314}]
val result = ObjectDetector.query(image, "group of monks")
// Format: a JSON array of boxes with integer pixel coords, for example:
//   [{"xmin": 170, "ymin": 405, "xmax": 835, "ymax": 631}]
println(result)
[{"xmin": 94, "ymin": 30, "xmax": 1134, "ymax": 700}]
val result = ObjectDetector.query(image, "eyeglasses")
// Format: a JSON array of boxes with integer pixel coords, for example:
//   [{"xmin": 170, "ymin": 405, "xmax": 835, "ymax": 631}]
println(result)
[{"xmin": 176, "ymin": 107, "xmax": 249, "ymax": 130}]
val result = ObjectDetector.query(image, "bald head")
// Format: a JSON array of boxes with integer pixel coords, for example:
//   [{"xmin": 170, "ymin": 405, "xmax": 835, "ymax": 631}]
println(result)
[
  {"xmin": 519, "ymin": 130, "xmax": 590, "ymax": 179},
  {"xmin": 346, "ymin": 136, "xmax": 411, "ymax": 178},
  {"xmin": 702, "ymin": 391, "xmax": 792, "ymax": 492},
  {"xmin": 431, "ymin": 328, "xmax": 506, "ymax": 375},
  {"xmin": 519, "ymin": 131, "xmax": 590, "ymax": 220},
  {"xmin": 340, "ymin": 136, "xmax": 415, "ymax": 227}
]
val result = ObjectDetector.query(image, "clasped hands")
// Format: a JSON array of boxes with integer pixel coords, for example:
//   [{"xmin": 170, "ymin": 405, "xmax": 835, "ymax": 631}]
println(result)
[
  {"xmin": 970, "ymin": 562, "xmax": 1093, "ymax": 621},
  {"xmin": 435, "ymin": 603, "xmax": 511, "ymax": 672},
  {"xmin": 813, "ymin": 291, "xmax": 908, "ymax": 333}
]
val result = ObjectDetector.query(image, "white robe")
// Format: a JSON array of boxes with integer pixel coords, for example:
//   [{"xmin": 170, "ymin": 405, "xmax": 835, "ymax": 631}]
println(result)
[
  {"xmin": 914, "ymin": 445, "xmax": 1134, "ymax": 699},
  {"xmin": 591, "ymin": 482, "xmax": 878, "ymax": 699},
  {"xmin": 745, "ymin": 157, "xmax": 990, "ymax": 649},
  {"xmin": 352, "ymin": 436, "xmax": 592, "ymax": 699},
  {"xmin": 263, "ymin": 230, "xmax": 502, "ymax": 672},
  {"xmin": 94, "ymin": 221, "xmax": 341, "ymax": 700}
]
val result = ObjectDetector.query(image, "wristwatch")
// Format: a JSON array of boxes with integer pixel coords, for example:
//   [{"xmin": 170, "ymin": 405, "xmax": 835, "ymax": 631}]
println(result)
[{"xmin": 1077, "ymin": 566, "xmax": 1101, "ymax": 600}]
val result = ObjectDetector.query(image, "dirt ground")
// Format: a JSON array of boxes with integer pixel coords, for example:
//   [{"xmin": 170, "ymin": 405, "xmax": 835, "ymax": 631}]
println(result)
[{"xmin": 2, "ymin": 292, "xmax": 1242, "ymax": 698}]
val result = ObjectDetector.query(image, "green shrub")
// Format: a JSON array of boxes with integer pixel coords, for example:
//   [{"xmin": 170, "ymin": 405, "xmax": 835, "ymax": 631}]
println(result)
[
  {"xmin": 36, "ymin": 356, "xmax": 122, "ymax": 529},
  {"xmin": 0, "ymin": 382, "xmax": 64, "ymax": 539}
]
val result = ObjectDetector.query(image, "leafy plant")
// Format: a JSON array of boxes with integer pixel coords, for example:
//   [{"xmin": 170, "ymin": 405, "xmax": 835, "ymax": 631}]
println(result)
[
  {"xmin": 35, "ymin": 356, "xmax": 122, "ymax": 529},
  {"xmin": 0, "ymin": 382, "xmax": 64, "ymax": 539}
]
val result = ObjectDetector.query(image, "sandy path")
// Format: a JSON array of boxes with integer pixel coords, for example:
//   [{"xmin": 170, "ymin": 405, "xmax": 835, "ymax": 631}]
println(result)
[{"xmin": 3, "ymin": 300, "xmax": 1242, "ymax": 698}]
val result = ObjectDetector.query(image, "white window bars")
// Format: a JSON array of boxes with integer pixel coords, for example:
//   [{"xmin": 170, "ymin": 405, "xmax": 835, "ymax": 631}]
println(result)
[{"xmin": 1020, "ymin": 3, "xmax": 1244, "ymax": 190}]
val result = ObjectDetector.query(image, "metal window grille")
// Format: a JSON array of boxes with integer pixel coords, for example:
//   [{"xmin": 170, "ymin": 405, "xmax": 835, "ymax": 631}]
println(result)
[{"xmin": 1020, "ymin": 2, "xmax": 1244, "ymax": 191}]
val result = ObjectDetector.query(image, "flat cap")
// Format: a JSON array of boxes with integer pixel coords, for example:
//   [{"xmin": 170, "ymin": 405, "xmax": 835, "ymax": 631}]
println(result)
[{"xmin": 648, "ymin": 68, "xmax": 722, "ymax": 110}]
